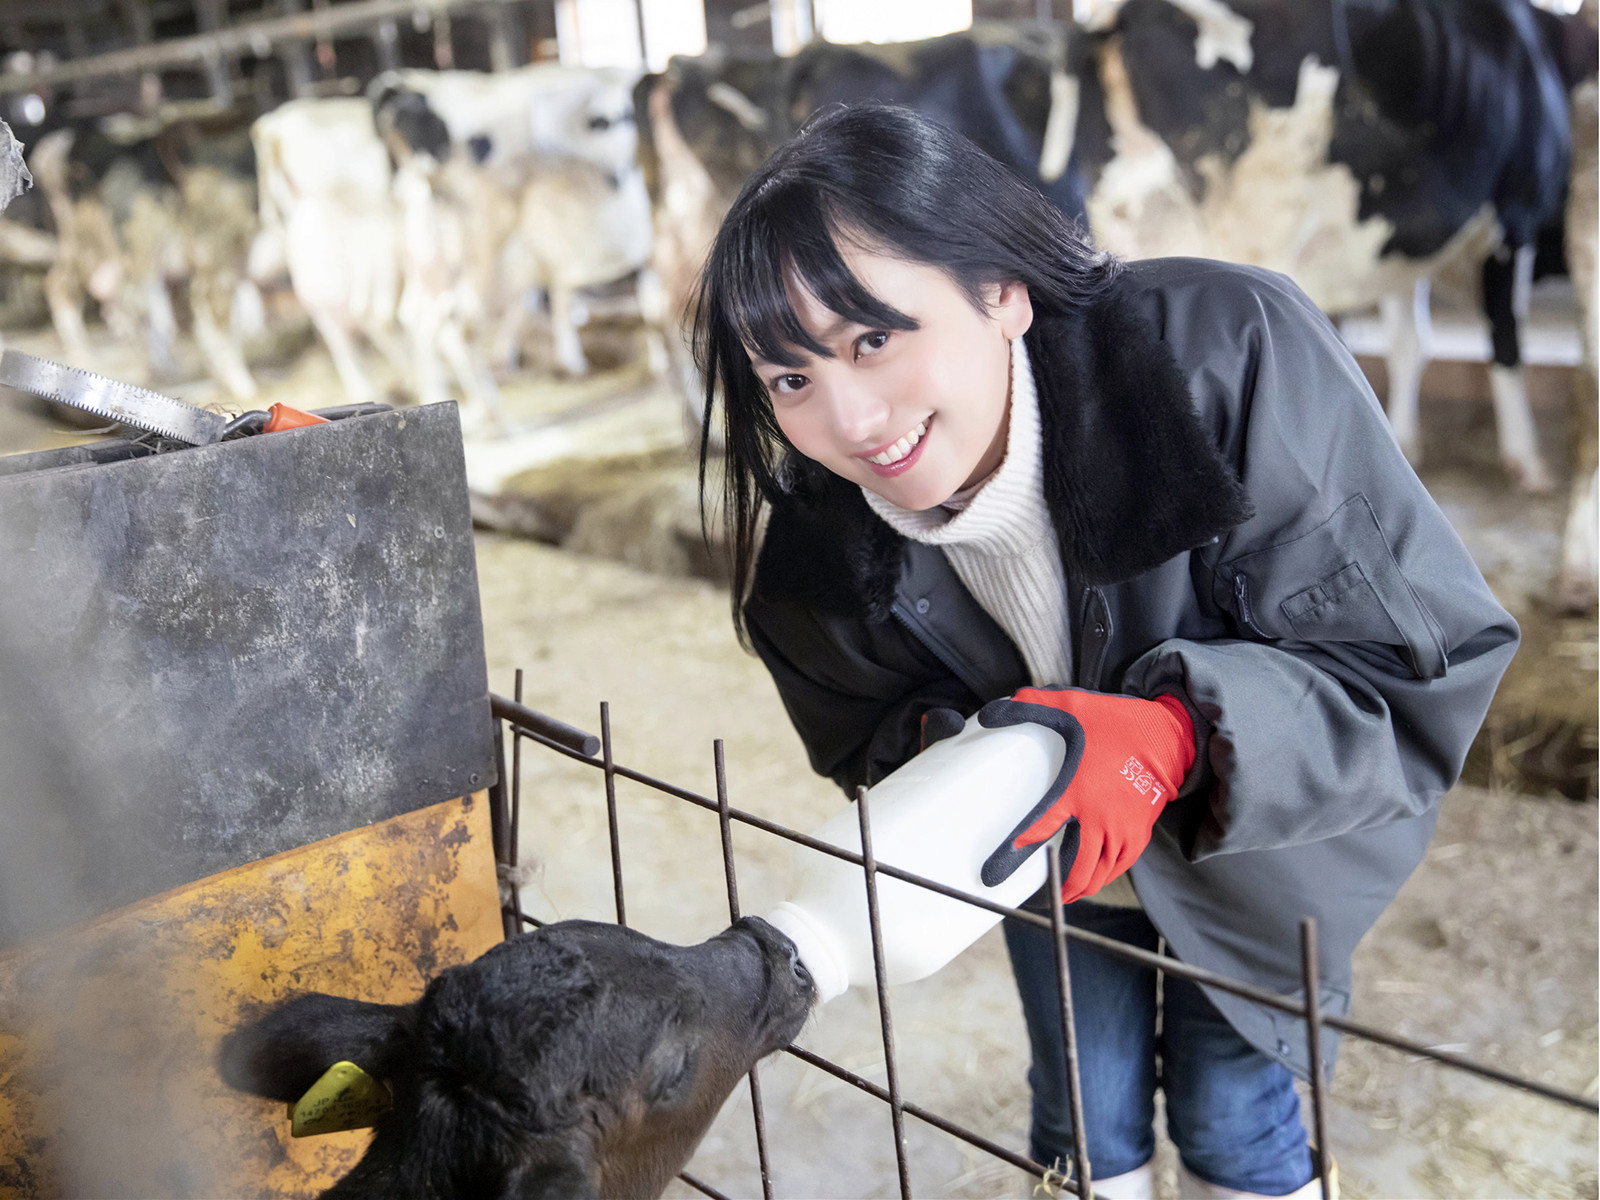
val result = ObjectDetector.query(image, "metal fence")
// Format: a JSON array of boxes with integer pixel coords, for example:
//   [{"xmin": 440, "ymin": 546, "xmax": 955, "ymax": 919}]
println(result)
[{"xmin": 485, "ymin": 681, "xmax": 1599, "ymax": 1200}]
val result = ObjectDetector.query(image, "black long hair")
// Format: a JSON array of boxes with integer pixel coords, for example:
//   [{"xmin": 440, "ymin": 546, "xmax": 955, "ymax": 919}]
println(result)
[{"xmin": 692, "ymin": 102, "xmax": 1120, "ymax": 637}]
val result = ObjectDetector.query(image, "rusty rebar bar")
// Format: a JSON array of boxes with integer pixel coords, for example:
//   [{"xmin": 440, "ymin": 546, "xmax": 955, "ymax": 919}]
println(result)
[
  {"xmin": 677, "ymin": 1170, "xmax": 734, "ymax": 1200},
  {"xmin": 857, "ymin": 784, "xmax": 913, "ymax": 1200},
  {"xmin": 488, "ymin": 718, "xmax": 516, "ymax": 941},
  {"xmin": 1300, "ymin": 918, "xmax": 1334, "ymax": 1194},
  {"xmin": 1046, "ymin": 845, "xmax": 1093, "ymax": 1198},
  {"xmin": 715, "ymin": 739, "xmax": 776, "ymax": 1200},
  {"xmin": 490, "ymin": 694, "xmax": 599, "ymax": 757},
  {"xmin": 784, "ymin": 1044, "xmax": 1045, "ymax": 1175},
  {"xmin": 600, "ymin": 701, "xmax": 626, "ymax": 927},
  {"xmin": 506, "ymin": 669, "xmax": 525, "ymax": 937}
]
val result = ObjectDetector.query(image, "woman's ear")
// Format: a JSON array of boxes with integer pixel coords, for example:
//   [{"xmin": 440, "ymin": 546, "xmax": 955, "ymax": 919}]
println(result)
[
  {"xmin": 218, "ymin": 993, "xmax": 416, "ymax": 1102},
  {"xmin": 993, "ymin": 280, "xmax": 1033, "ymax": 340}
]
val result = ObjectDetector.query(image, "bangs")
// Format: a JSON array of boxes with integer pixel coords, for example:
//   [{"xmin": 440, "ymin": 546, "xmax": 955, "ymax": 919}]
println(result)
[{"xmin": 719, "ymin": 186, "xmax": 919, "ymax": 369}]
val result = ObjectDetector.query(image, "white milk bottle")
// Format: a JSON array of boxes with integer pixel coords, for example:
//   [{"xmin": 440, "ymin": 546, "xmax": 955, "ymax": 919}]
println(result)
[{"xmin": 764, "ymin": 712, "xmax": 1067, "ymax": 1004}]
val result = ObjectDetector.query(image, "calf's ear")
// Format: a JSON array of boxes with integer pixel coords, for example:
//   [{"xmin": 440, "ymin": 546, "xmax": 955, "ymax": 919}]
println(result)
[{"xmin": 218, "ymin": 993, "xmax": 416, "ymax": 1102}]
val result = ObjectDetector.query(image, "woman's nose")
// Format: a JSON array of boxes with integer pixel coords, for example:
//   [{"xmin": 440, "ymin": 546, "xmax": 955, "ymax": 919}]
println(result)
[{"xmin": 823, "ymin": 380, "xmax": 891, "ymax": 446}]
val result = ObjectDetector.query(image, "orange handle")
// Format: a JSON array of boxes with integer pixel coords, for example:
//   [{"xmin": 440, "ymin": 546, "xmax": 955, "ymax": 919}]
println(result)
[{"xmin": 264, "ymin": 403, "xmax": 331, "ymax": 432}]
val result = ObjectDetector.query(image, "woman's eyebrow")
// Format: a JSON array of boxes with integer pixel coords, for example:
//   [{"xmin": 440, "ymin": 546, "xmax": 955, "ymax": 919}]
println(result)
[{"xmin": 749, "ymin": 315, "xmax": 861, "ymax": 367}]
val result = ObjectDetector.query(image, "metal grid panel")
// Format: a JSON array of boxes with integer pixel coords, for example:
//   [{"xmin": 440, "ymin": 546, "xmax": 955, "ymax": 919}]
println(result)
[{"xmin": 488, "ymin": 687, "xmax": 1598, "ymax": 1199}]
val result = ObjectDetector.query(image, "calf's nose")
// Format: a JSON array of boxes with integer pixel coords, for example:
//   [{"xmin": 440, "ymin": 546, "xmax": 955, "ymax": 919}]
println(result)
[{"xmin": 737, "ymin": 915, "xmax": 813, "ymax": 994}]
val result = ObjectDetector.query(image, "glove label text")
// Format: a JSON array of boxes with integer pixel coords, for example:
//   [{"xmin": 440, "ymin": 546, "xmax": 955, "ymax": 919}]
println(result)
[{"xmin": 1121, "ymin": 756, "xmax": 1165, "ymax": 805}]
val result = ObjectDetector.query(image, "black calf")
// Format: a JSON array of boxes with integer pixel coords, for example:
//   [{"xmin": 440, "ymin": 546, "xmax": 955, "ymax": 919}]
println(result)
[{"xmin": 220, "ymin": 916, "xmax": 813, "ymax": 1199}]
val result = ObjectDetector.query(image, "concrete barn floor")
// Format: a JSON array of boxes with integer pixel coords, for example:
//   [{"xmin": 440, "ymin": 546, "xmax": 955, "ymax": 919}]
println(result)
[{"xmin": 0, "ymin": 319, "xmax": 1594, "ymax": 1198}]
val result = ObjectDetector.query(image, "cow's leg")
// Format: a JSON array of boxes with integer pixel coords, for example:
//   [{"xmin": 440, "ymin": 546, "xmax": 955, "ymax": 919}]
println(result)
[
  {"xmin": 404, "ymin": 305, "xmax": 451, "ymax": 409},
  {"xmin": 437, "ymin": 317, "xmax": 505, "ymax": 434},
  {"xmin": 43, "ymin": 265, "xmax": 93, "ymax": 365},
  {"xmin": 1557, "ymin": 81, "xmax": 1599, "ymax": 611},
  {"xmin": 231, "ymin": 280, "xmax": 267, "ymax": 343},
  {"xmin": 143, "ymin": 277, "xmax": 180, "ymax": 382},
  {"xmin": 1557, "ymin": 467, "xmax": 1598, "ymax": 611},
  {"xmin": 636, "ymin": 267, "xmax": 672, "ymax": 378},
  {"xmin": 548, "ymin": 286, "xmax": 590, "ymax": 377},
  {"xmin": 193, "ymin": 296, "xmax": 258, "ymax": 401},
  {"xmin": 1381, "ymin": 278, "xmax": 1431, "ymax": 465},
  {"xmin": 1483, "ymin": 244, "xmax": 1552, "ymax": 492},
  {"xmin": 309, "ymin": 309, "xmax": 378, "ymax": 405}
]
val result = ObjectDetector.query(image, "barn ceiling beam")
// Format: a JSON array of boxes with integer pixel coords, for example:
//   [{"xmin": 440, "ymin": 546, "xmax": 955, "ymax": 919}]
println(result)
[{"xmin": 0, "ymin": 0, "xmax": 508, "ymax": 92}]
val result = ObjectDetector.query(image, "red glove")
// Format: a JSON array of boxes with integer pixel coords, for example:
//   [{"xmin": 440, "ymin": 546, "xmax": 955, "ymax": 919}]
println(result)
[{"xmin": 979, "ymin": 687, "xmax": 1196, "ymax": 904}]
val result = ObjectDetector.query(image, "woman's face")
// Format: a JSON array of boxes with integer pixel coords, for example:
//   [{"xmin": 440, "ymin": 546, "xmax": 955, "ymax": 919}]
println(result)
[{"xmin": 746, "ymin": 244, "xmax": 1033, "ymax": 512}]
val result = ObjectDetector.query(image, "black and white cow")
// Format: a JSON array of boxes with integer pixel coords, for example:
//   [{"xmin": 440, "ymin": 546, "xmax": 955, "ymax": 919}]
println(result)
[
  {"xmin": 221, "ymin": 917, "xmax": 813, "ymax": 1200},
  {"xmin": 1068, "ymin": 0, "xmax": 1584, "ymax": 495},
  {"xmin": 27, "ymin": 109, "xmax": 263, "ymax": 400},
  {"xmin": 370, "ymin": 67, "xmax": 656, "ymax": 385}
]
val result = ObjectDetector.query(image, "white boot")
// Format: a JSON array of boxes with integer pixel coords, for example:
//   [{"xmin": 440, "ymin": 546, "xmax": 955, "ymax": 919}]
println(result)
[
  {"xmin": 1177, "ymin": 1159, "xmax": 1337, "ymax": 1199},
  {"xmin": 1090, "ymin": 1159, "xmax": 1155, "ymax": 1200}
]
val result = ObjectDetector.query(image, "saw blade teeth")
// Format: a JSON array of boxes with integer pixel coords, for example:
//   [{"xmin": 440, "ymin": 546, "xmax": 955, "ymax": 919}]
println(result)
[{"xmin": 0, "ymin": 349, "xmax": 226, "ymax": 444}]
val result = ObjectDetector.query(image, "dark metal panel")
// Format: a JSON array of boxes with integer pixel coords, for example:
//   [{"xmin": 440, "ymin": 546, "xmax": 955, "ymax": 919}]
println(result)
[{"xmin": 0, "ymin": 403, "xmax": 495, "ymax": 945}]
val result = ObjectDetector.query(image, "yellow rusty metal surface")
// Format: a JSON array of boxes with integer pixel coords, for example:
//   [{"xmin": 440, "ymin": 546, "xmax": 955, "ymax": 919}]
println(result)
[{"xmin": 0, "ymin": 791, "xmax": 501, "ymax": 1199}]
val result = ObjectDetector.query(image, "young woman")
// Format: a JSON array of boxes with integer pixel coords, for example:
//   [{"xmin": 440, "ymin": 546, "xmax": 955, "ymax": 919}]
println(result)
[{"xmin": 692, "ymin": 104, "xmax": 1518, "ymax": 1198}]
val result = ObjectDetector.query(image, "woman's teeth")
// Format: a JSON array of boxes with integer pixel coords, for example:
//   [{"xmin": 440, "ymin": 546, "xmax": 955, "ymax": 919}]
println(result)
[{"xmin": 866, "ymin": 420, "xmax": 928, "ymax": 466}]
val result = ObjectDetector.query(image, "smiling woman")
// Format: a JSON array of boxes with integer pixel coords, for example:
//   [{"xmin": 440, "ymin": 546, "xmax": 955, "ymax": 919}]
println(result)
[
  {"xmin": 689, "ymin": 103, "xmax": 1521, "ymax": 1199},
  {"xmin": 748, "ymin": 249, "xmax": 1028, "ymax": 512}
]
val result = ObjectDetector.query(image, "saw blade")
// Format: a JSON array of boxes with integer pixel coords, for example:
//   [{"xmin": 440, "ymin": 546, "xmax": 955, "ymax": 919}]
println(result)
[{"xmin": 0, "ymin": 350, "xmax": 227, "ymax": 445}]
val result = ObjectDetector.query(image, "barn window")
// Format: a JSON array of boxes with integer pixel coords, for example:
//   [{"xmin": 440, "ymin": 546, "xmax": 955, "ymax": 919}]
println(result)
[
  {"xmin": 555, "ymin": 0, "xmax": 709, "ymax": 71},
  {"xmin": 813, "ymin": 0, "xmax": 973, "ymax": 44}
]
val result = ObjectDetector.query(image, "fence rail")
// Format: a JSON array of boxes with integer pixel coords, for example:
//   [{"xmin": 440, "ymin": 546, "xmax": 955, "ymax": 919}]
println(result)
[{"xmin": 488, "ymin": 685, "xmax": 1598, "ymax": 1199}]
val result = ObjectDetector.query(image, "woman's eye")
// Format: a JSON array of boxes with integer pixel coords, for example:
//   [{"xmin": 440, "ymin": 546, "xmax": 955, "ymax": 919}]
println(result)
[
  {"xmin": 770, "ymin": 374, "xmax": 808, "ymax": 396},
  {"xmin": 857, "ymin": 331, "xmax": 890, "ymax": 357}
]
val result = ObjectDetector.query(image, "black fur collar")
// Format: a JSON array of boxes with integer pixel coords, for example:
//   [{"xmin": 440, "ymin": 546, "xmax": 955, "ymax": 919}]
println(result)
[{"xmin": 754, "ymin": 278, "xmax": 1253, "ymax": 620}]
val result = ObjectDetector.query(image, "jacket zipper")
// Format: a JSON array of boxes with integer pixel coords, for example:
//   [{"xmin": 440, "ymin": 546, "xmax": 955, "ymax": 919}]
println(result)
[
  {"xmin": 890, "ymin": 601, "xmax": 981, "ymax": 694},
  {"xmin": 1233, "ymin": 573, "xmax": 1267, "ymax": 637}
]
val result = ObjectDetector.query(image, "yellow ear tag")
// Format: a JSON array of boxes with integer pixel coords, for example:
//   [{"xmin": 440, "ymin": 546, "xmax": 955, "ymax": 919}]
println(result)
[{"xmin": 288, "ymin": 1060, "xmax": 392, "ymax": 1137}]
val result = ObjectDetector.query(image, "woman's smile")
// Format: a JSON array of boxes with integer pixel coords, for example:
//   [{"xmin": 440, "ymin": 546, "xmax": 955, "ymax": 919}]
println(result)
[
  {"xmin": 859, "ymin": 417, "xmax": 931, "ymax": 475},
  {"xmin": 745, "ymin": 244, "xmax": 1032, "ymax": 511}
]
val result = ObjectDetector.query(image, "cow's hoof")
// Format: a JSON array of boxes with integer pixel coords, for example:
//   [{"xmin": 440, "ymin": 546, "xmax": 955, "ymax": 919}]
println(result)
[
  {"xmin": 1506, "ymin": 458, "xmax": 1556, "ymax": 494},
  {"xmin": 1554, "ymin": 569, "xmax": 1599, "ymax": 614}
]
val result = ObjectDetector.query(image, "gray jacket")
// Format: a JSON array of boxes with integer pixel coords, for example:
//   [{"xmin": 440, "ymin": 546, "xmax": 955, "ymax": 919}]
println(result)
[{"xmin": 743, "ymin": 258, "xmax": 1519, "ymax": 1077}]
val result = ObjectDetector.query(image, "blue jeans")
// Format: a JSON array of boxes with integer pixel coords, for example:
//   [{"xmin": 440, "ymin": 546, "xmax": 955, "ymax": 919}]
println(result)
[{"xmin": 1003, "ymin": 901, "xmax": 1314, "ymax": 1194}]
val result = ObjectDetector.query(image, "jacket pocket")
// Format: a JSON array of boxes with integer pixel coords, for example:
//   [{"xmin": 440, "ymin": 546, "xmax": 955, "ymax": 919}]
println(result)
[{"xmin": 1218, "ymin": 495, "xmax": 1448, "ymax": 680}]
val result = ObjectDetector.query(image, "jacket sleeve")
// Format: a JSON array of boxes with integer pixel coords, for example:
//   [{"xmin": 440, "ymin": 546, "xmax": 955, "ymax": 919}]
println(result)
[
  {"xmin": 1120, "ymin": 266, "xmax": 1520, "ymax": 860},
  {"xmin": 744, "ymin": 593, "xmax": 978, "ymax": 797}
]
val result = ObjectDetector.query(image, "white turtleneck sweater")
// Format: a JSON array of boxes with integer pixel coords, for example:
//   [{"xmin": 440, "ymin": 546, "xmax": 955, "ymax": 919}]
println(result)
[
  {"xmin": 863, "ymin": 337, "xmax": 1144, "ymax": 909},
  {"xmin": 864, "ymin": 337, "xmax": 1073, "ymax": 689}
]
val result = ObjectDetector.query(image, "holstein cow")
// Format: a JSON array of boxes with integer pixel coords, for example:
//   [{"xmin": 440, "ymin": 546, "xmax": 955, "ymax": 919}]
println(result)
[
  {"xmin": 368, "ymin": 64, "xmax": 642, "ymax": 179},
  {"xmin": 251, "ymin": 97, "xmax": 412, "ymax": 409},
  {"xmin": 26, "ymin": 111, "xmax": 264, "ymax": 400},
  {"xmin": 221, "ymin": 918, "xmax": 813, "ymax": 1199},
  {"xmin": 1069, "ymin": 0, "xmax": 1578, "ymax": 496},
  {"xmin": 371, "ymin": 70, "xmax": 655, "ymax": 382}
]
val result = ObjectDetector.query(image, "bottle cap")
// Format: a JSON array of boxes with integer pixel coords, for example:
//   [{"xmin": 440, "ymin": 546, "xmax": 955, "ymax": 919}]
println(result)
[{"xmin": 763, "ymin": 901, "xmax": 849, "ymax": 1005}]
